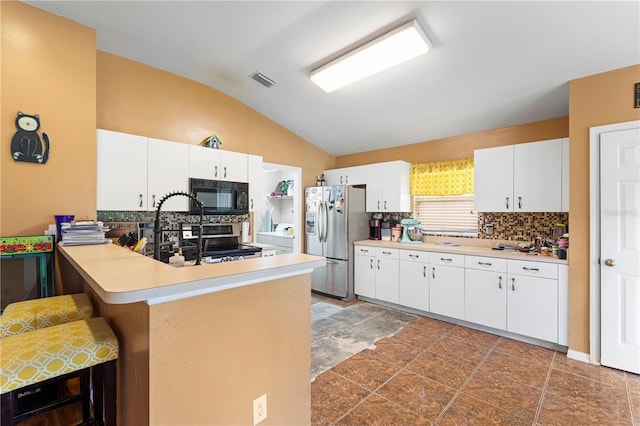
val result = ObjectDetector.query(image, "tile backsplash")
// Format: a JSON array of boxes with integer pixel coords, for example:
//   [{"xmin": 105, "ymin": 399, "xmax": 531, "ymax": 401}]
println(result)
[
  {"xmin": 97, "ymin": 211, "xmax": 249, "ymax": 227},
  {"xmin": 478, "ymin": 212, "xmax": 569, "ymax": 241}
]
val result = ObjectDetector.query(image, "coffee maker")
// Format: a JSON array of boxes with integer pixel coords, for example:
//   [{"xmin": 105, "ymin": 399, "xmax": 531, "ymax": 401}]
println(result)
[{"xmin": 369, "ymin": 219, "xmax": 381, "ymax": 240}]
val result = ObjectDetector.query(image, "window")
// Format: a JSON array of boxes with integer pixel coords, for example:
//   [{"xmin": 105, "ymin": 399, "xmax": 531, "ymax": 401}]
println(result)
[{"xmin": 413, "ymin": 194, "xmax": 478, "ymax": 236}]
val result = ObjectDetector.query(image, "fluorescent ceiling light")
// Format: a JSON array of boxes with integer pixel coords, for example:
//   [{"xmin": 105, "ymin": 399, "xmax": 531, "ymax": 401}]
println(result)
[{"xmin": 310, "ymin": 20, "xmax": 431, "ymax": 93}]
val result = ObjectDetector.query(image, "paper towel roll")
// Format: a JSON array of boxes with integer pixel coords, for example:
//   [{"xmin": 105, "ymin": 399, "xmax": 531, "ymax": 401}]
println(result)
[{"xmin": 241, "ymin": 221, "xmax": 250, "ymax": 243}]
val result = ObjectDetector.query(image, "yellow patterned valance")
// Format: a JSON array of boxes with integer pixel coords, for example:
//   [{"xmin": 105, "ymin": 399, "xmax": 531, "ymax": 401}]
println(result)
[{"xmin": 410, "ymin": 158, "xmax": 474, "ymax": 196}]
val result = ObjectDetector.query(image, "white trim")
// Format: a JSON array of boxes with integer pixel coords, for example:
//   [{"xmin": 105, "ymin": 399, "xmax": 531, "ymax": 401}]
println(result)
[
  {"xmin": 567, "ymin": 349, "xmax": 593, "ymax": 364},
  {"xmin": 588, "ymin": 120, "xmax": 640, "ymax": 364},
  {"xmin": 262, "ymin": 162, "xmax": 303, "ymax": 254}
]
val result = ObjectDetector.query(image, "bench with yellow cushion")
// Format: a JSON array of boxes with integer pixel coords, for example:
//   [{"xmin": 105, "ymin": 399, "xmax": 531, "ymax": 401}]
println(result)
[
  {"xmin": 0, "ymin": 316, "xmax": 119, "ymax": 425},
  {"xmin": 0, "ymin": 293, "xmax": 93, "ymax": 338}
]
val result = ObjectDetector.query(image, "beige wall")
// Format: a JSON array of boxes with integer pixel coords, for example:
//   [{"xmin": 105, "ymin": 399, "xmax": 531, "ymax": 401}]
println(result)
[
  {"xmin": 1, "ymin": 1, "xmax": 96, "ymax": 236},
  {"xmin": 568, "ymin": 64, "xmax": 640, "ymax": 354},
  {"xmin": 96, "ymin": 52, "xmax": 335, "ymax": 192},
  {"xmin": 336, "ymin": 116, "xmax": 568, "ymax": 167}
]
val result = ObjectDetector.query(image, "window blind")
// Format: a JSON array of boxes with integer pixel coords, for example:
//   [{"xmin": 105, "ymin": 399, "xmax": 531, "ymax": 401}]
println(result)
[{"xmin": 413, "ymin": 194, "xmax": 478, "ymax": 234}]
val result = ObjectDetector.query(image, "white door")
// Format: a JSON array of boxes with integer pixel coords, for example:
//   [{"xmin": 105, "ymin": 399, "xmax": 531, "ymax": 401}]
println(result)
[{"xmin": 600, "ymin": 127, "xmax": 640, "ymax": 374}]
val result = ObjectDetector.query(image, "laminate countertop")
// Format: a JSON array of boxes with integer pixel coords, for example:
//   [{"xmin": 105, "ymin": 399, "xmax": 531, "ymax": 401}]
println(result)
[
  {"xmin": 354, "ymin": 239, "xmax": 568, "ymax": 265},
  {"xmin": 58, "ymin": 243, "xmax": 325, "ymax": 305}
]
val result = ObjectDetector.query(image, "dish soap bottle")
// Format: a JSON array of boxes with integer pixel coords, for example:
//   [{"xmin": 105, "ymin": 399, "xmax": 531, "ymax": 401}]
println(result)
[{"xmin": 169, "ymin": 247, "xmax": 185, "ymax": 267}]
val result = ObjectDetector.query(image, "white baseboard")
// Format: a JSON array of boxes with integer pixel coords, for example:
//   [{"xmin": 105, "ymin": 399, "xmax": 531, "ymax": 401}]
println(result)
[{"xmin": 566, "ymin": 349, "xmax": 595, "ymax": 364}]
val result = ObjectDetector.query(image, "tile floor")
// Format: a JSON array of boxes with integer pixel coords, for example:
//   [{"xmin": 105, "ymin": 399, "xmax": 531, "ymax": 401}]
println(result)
[{"xmin": 311, "ymin": 297, "xmax": 640, "ymax": 425}]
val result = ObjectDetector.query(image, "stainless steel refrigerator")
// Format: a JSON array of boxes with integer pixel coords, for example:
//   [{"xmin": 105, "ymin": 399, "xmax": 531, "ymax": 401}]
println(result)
[{"xmin": 305, "ymin": 185, "xmax": 369, "ymax": 300}]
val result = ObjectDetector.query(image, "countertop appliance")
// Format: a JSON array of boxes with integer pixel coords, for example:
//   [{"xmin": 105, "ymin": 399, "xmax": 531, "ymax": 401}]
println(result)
[
  {"xmin": 305, "ymin": 186, "xmax": 368, "ymax": 300},
  {"xmin": 180, "ymin": 222, "xmax": 261, "ymax": 261},
  {"xmin": 369, "ymin": 219, "xmax": 381, "ymax": 240},
  {"xmin": 189, "ymin": 178, "xmax": 249, "ymax": 215}
]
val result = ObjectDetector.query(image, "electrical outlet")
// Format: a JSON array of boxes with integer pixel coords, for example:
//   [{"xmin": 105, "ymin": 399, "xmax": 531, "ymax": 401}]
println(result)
[
  {"xmin": 486, "ymin": 224, "xmax": 494, "ymax": 235},
  {"xmin": 253, "ymin": 394, "xmax": 267, "ymax": 425}
]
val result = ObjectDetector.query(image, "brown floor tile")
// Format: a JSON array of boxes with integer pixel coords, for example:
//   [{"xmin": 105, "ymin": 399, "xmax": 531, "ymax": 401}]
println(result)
[
  {"xmin": 311, "ymin": 410, "xmax": 333, "ymax": 426},
  {"xmin": 493, "ymin": 338, "xmax": 556, "ymax": 366},
  {"xmin": 335, "ymin": 393, "xmax": 431, "ymax": 425},
  {"xmin": 331, "ymin": 351, "xmax": 401, "ymax": 391},
  {"xmin": 438, "ymin": 393, "xmax": 532, "ymax": 426},
  {"xmin": 545, "ymin": 369, "xmax": 632, "ymax": 422},
  {"xmin": 480, "ymin": 350, "xmax": 549, "ymax": 388},
  {"xmin": 447, "ymin": 325, "xmax": 501, "ymax": 348},
  {"xmin": 427, "ymin": 334, "xmax": 490, "ymax": 365},
  {"xmin": 462, "ymin": 369, "xmax": 540, "ymax": 421},
  {"xmin": 312, "ymin": 294, "xmax": 361, "ymax": 307},
  {"xmin": 391, "ymin": 323, "xmax": 446, "ymax": 349},
  {"xmin": 627, "ymin": 373, "xmax": 640, "ymax": 424},
  {"xmin": 362, "ymin": 337, "xmax": 423, "ymax": 367},
  {"xmin": 552, "ymin": 355, "xmax": 627, "ymax": 388},
  {"xmin": 377, "ymin": 369, "xmax": 456, "ymax": 422},
  {"xmin": 626, "ymin": 371, "xmax": 640, "ymax": 391},
  {"xmin": 408, "ymin": 316, "xmax": 456, "ymax": 334},
  {"xmin": 406, "ymin": 350, "xmax": 476, "ymax": 389},
  {"xmin": 311, "ymin": 370, "xmax": 370, "ymax": 423},
  {"xmin": 538, "ymin": 391, "xmax": 632, "ymax": 425}
]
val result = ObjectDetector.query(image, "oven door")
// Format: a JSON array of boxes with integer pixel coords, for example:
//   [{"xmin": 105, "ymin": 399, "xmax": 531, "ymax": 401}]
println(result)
[{"xmin": 190, "ymin": 179, "xmax": 249, "ymax": 215}]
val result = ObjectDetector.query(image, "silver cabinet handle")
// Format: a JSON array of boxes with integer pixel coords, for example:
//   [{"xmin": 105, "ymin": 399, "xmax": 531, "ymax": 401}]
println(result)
[
  {"xmin": 340, "ymin": 176, "xmax": 343, "ymax": 184},
  {"xmin": 498, "ymin": 276, "xmax": 502, "ymax": 289},
  {"xmin": 432, "ymin": 267, "xmax": 435, "ymax": 279},
  {"xmin": 215, "ymin": 165, "xmax": 218, "ymax": 177},
  {"xmin": 384, "ymin": 200, "xmax": 387, "ymax": 210},
  {"xmin": 478, "ymin": 261, "xmax": 492, "ymax": 266},
  {"xmin": 152, "ymin": 194, "xmax": 156, "ymax": 208},
  {"xmin": 377, "ymin": 259, "xmax": 380, "ymax": 270},
  {"xmin": 506, "ymin": 197, "xmax": 510, "ymax": 209},
  {"xmin": 409, "ymin": 254, "xmax": 420, "ymax": 259},
  {"xmin": 382, "ymin": 251, "xmax": 392, "ymax": 256},
  {"xmin": 224, "ymin": 166, "xmax": 227, "ymax": 179},
  {"xmin": 360, "ymin": 248, "xmax": 369, "ymax": 253},
  {"xmin": 604, "ymin": 258, "xmax": 616, "ymax": 267},
  {"xmin": 370, "ymin": 259, "xmax": 373, "ymax": 269},
  {"xmin": 511, "ymin": 277, "xmax": 515, "ymax": 291},
  {"xmin": 345, "ymin": 175, "xmax": 349, "ymax": 184},
  {"xmin": 522, "ymin": 267, "xmax": 539, "ymax": 271},
  {"xmin": 423, "ymin": 266, "xmax": 426, "ymax": 278},
  {"xmin": 441, "ymin": 257, "xmax": 453, "ymax": 263},
  {"xmin": 518, "ymin": 196, "xmax": 522, "ymax": 209},
  {"xmin": 377, "ymin": 201, "xmax": 380, "ymax": 210},
  {"xmin": 251, "ymin": 199, "xmax": 254, "ymax": 210},
  {"xmin": 139, "ymin": 194, "xmax": 143, "ymax": 208}
]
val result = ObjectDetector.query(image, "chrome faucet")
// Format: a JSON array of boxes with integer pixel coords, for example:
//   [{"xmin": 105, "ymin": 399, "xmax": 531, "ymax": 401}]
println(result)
[{"xmin": 153, "ymin": 191, "xmax": 204, "ymax": 265}]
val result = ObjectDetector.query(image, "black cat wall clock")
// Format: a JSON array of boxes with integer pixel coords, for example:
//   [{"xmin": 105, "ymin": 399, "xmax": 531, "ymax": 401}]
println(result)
[{"xmin": 11, "ymin": 111, "xmax": 50, "ymax": 164}]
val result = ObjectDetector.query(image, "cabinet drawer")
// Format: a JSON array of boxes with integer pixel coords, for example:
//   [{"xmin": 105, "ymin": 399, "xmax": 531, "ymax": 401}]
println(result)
[
  {"xmin": 376, "ymin": 247, "xmax": 399, "ymax": 260},
  {"xmin": 430, "ymin": 252, "xmax": 464, "ymax": 267},
  {"xmin": 465, "ymin": 255, "xmax": 507, "ymax": 272},
  {"xmin": 399, "ymin": 250, "xmax": 429, "ymax": 263},
  {"xmin": 354, "ymin": 245, "xmax": 375, "ymax": 257},
  {"xmin": 507, "ymin": 260, "xmax": 557, "ymax": 279}
]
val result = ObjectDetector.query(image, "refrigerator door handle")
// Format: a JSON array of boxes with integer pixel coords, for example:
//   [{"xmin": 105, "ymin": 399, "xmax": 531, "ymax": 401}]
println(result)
[
  {"xmin": 322, "ymin": 201, "xmax": 329, "ymax": 243},
  {"xmin": 316, "ymin": 202, "xmax": 323, "ymax": 243}
]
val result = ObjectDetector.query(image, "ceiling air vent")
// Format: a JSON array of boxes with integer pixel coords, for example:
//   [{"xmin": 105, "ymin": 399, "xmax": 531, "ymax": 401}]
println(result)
[{"xmin": 251, "ymin": 72, "xmax": 276, "ymax": 88}]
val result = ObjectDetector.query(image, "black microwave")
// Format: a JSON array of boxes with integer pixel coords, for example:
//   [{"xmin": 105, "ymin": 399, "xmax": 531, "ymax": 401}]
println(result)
[{"xmin": 189, "ymin": 178, "xmax": 249, "ymax": 215}]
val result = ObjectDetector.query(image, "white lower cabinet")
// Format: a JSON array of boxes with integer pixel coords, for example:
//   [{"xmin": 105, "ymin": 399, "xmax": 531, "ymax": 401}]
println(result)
[
  {"xmin": 465, "ymin": 269, "xmax": 507, "ymax": 330},
  {"xmin": 429, "ymin": 253, "xmax": 465, "ymax": 320},
  {"xmin": 354, "ymin": 246, "xmax": 376, "ymax": 298},
  {"xmin": 374, "ymin": 248, "xmax": 399, "ymax": 304},
  {"xmin": 399, "ymin": 250, "xmax": 430, "ymax": 312}
]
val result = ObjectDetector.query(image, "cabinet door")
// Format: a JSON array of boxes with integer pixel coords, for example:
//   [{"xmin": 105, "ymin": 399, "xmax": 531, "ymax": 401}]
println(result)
[
  {"xmin": 365, "ymin": 163, "xmax": 383, "ymax": 212},
  {"xmin": 507, "ymin": 274, "xmax": 558, "ymax": 342},
  {"xmin": 247, "ymin": 154, "xmax": 263, "ymax": 213},
  {"xmin": 147, "ymin": 138, "xmax": 189, "ymax": 211},
  {"xmin": 474, "ymin": 145, "xmax": 514, "ymax": 212},
  {"xmin": 354, "ymin": 254, "xmax": 376, "ymax": 298},
  {"xmin": 557, "ymin": 264, "xmax": 569, "ymax": 346},
  {"xmin": 189, "ymin": 145, "xmax": 219, "ymax": 179},
  {"xmin": 323, "ymin": 169, "xmax": 343, "ymax": 186},
  {"xmin": 342, "ymin": 166, "xmax": 366, "ymax": 185},
  {"xmin": 399, "ymin": 260, "xmax": 430, "ymax": 311},
  {"xmin": 381, "ymin": 161, "xmax": 411, "ymax": 212},
  {"xmin": 97, "ymin": 130, "xmax": 148, "ymax": 211},
  {"xmin": 220, "ymin": 150, "xmax": 248, "ymax": 182},
  {"xmin": 375, "ymin": 257, "xmax": 399, "ymax": 304},
  {"xmin": 429, "ymin": 265, "xmax": 465, "ymax": 320},
  {"xmin": 513, "ymin": 139, "xmax": 562, "ymax": 212},
  {"xmin": 464, "ymin": 269, "xmax": 506, "ymax": 330}
]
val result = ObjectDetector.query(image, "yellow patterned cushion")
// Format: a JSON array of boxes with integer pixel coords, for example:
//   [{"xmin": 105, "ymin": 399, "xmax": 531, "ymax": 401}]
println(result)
[
  {"xmin": 0, "ymin": 317, "xmax": 118, "ymax": 394},
  {"xmin": 0, "ymin": 293, "xmax": 93, "ymax": 338}
]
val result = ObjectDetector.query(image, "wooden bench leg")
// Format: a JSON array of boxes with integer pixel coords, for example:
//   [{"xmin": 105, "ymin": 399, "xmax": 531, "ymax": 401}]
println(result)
[
  {"xmin": 1, "ymin": 391, "xmax": 14, "ymax": 425},
  {"xmin": 80, "ymin": 368, "xmax": 92, "ymax": 423},
  {"xmin": 103, "ymin": 360, "xmax": 117, "ymax": 426}
]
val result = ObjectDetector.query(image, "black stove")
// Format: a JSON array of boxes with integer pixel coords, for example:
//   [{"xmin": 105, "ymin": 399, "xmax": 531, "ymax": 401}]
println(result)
[{"xmin": 180, "ymin": 223, "xmax": 261, "ymax": 261}]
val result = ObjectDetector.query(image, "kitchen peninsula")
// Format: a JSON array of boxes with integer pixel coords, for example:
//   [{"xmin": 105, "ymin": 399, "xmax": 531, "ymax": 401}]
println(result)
[{"xmin": 57, "ymin": 243, "xmax": 325, "ymax": 425}]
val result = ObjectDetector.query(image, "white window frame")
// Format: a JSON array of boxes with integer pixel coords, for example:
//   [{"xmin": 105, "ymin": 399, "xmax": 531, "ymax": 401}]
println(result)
[{"xmin": 413, "ymin": 194, "xmax": 478, "ymax": 237}]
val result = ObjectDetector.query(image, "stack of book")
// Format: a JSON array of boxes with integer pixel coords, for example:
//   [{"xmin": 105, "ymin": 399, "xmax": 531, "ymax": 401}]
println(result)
[{"xmin": 61, "ymin": 221, "xmax": 110, "ymax": 246}]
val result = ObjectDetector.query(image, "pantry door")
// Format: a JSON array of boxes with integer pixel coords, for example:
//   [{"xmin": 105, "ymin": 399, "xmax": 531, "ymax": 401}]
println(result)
[{"xmin": 600, "ymin": 127, "xmax": 640, "ymax": 374}]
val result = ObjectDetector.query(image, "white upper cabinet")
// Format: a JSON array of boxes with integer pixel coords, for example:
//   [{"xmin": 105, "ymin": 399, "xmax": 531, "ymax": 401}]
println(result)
[
  {"xmin": 189, "ymin": 145, "xmax": 248, "ymax": 182},
  {"xmin": 97, "ymin": 130, "xmax": 148, "ymax": 211},
  {"xmin": 247, "ymin": 154, "xmax": 263, "ymax": 213},
  {"xmin": 324, "ymin": 166, "xmax": 366, "ymax": 186},
  {"xmin": 365, "ymin": 161, "xmax": 411, "ymax": 212},
  {"xmin": 147, "ymin": 138, "xmax": 189, "ymax": 211},
  {"xmin": 474, "ymin": 138, "xmax": 564, "ymax": 212}
]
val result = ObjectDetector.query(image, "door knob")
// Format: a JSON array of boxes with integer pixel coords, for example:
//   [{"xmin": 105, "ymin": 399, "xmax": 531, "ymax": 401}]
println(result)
[{"xmin": 604, "ymin": 258, "xmax": 616, "ymax": 267}]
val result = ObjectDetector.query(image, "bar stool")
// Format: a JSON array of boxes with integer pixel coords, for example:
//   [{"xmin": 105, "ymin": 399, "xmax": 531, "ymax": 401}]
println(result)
[
  {"xmin": 0, "ymin": 317, "xmax": 119, "ymax": 425},
  {"xmin": 0, "ymin": 293, "xmax": 93, "ymax": 338}
]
